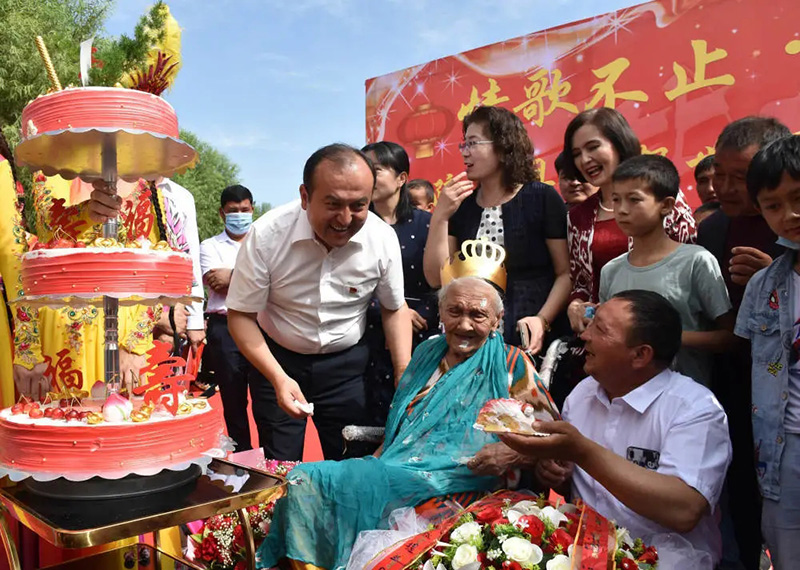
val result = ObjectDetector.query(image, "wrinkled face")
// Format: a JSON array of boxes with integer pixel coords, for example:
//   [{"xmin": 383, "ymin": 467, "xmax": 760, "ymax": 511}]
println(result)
[
  {"xmin": 611, "ymin": 179, "xmax": 674, "ymax": 237},
  {"xmin": 580, "ymin": 299, "xmax": 637, "ymax": 382},
  {"xmin": 571, "ymin": 124, "xmax": 620, "ymax": 189},
  {"xmin": 408, "ymin": 186, "xmax": 434, "ymax": 212},
  {"xmin": 440, "ymin": 281, "xmax": 502, "ymax": 360},
  {"xmin": 713, "ymin": 145, "xmax": 759, "ymax": 217},
  {"xmin": 695, "ymin": 168, "xmax": 716, "ymax": 204},
  {"xmin": 462, "ymin": 122, "xmax": 502, "ymax": 182},
  {"xmin": 559, "ymin": 173, "xmax": 598, "ymax": 206},
  {"xmin": 300, "ymin": 158, "xmax": 374, "ymax": 250},
  {"xmin": 756, "ymin": 172, "xmax": 800, "ymax": 243},
  {"xmin": 365, "ymin": 151, "xmax": 406, "ymax": 203},
  {"xmin": 218, "ymin": 199, "xmax": 253, "ymax": 222}
]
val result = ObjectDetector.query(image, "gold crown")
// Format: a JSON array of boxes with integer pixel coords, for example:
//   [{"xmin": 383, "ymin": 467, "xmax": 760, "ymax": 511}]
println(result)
[{"xmin": 440, "ymin": 239, "xmax": 507, "ymax": 292}]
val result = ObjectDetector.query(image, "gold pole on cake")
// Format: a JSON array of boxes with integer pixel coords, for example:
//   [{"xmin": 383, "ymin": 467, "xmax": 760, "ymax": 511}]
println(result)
[{"xmin": 34, "ymin": 36, "xmax": 62, "ymax": 91}]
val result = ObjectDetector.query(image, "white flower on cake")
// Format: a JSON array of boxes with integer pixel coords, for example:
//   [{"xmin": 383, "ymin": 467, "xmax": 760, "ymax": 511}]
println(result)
[
  {"xmin": 538, "ymin": 505, "xmax": 568, "ymax": 527},
  {"xmin": 423, "ymin": 559, "xmax": 446, "ymax": 570},
  {"xmin": 451, "ymin": 544, "xmax": 479, "ymax": 570},
  {"xmin": 501, "ymin": 536, "xmax": 543, "ymax": 565},
  {"xmin": 546, "ymin": 554, "xmax": 571, "ymax": 570},
  {"xmin": 102, "ymin": 393, "xmax": 133, "ymax": 422},
  {"xmin": 450, "ymin": 521, "xmax": 482, "ymax": 544}
]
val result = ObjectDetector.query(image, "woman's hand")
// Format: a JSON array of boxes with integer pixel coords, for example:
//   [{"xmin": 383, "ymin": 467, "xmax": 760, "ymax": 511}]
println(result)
[
  {"xmin": 567, "ymin": 300, "xmax": 594, "ymax": 333},
  {"xmin": 432, "ymin": 173, "xmax": 474, "ymax": 220},
  {"xmin": 409, "ymin": 308, "xmax": 428, "ymax": 333},
  {"xmin": 13, "ymin": 363, "xmax": 50, "ymax": 401},
  {"xmin": 88, "ymin": 180, "xmax": 123, "ymax": 223},
  {"xmin": 467, "ymin": 442, "xmax": 521, "ymax": 476},
  {"xmin": 517, "ymin": 316, "xmax": 545, "ymax": 355}
]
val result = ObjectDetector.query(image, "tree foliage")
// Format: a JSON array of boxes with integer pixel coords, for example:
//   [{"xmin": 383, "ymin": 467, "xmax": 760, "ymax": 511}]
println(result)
[
  {"xmin": 0, "ymin": 0, "xmax": 112, "ymax": 142},
  {"xmin": 173, "ymin": 129, "xmax": 269, "ymax": 242}
]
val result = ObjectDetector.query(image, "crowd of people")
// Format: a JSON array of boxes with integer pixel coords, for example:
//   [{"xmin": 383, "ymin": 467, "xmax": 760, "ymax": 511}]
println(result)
[{"xmin": 2, "ymin": 103, "xmax": 799, "ymax": 570}]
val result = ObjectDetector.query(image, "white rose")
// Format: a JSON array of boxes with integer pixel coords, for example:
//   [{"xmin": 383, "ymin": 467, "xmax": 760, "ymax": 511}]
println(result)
[
  {"xmin": 546, "ymin": 554, "xmax": 571, "ymax": 570},
  {"xmin": 509, "ymin": 500, "xmax": 539, "ymax": 515},
  {"xmin": 616, "ymin": 526, "xmax": 634, "ymax": 548},
  {"xmin": 502, "ymin": 536, "xmax": 543, "ymax": 565},
  {"xmin": 451, "ymin": 544, "xmax": 479, "ymax": 570},
  {"xmin": 538, "ymin": 506, "xmax": 568, "ymax": 527},
  {"xmin": 450, "ymin": 521, "xmax": 482, "ymax": 544}
]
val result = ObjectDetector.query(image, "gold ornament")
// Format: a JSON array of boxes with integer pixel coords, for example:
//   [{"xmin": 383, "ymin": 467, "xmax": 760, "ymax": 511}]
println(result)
[{"xmin": 440, "ymin": 239, "xmax": 507, "ymax": 292}]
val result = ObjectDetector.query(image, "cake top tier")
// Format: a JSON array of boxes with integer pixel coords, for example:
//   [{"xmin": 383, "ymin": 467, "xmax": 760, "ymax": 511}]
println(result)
[{"xmin": 15, "ymin": 87, "xmax": 197, "ymax": 181}]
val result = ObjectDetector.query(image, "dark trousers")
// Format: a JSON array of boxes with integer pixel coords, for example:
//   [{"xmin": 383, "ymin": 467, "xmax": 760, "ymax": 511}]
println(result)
[
  {"xmin": 249, "ymin": 334, "xmax": 370, "ymax": 462},
  {"xmin": 206, "ymin": 314, "xmax": 254, "ymax": 452}
]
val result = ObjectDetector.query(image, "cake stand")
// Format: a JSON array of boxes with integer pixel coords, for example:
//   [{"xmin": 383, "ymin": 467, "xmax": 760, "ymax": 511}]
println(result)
[{"xmin": 14, "ymin": 116, "xmax": 198, "ymax": 392}]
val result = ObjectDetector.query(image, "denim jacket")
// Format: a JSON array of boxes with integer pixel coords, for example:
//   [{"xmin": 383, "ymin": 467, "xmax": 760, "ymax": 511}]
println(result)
[{"xmin": 734, "ymin": 250, "xmax": 796, "ymax": 500}]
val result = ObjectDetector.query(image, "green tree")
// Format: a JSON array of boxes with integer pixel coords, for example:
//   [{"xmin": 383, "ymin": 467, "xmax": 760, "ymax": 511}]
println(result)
[
  {"xmin": 172, "ymin": 129, "xmax": 268, "ymax": 242},
  {"xmin": 0, "ymin": 0, "xmax": 112, "ymax": 143}
]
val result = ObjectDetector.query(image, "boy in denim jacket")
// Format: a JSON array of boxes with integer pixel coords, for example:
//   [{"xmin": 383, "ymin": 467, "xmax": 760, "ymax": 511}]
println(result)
[{"xmin": 735, "ymin": 135, "xmax": 800, "ymax": 569}]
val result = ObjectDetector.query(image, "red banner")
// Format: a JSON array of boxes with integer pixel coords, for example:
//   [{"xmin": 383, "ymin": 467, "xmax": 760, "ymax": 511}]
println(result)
[{"xmin": 365, "ymin": 0, "xmax": 800, "ymax": 209}]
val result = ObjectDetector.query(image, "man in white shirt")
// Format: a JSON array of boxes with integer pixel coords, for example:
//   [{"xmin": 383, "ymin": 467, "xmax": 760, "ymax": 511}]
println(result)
[
  {"xmin": 226, "ymin": 144, "xmax": 412, "ymax": 460},
  {"xmin": 500, "ymin": 290, "xmax": 732, "ymax": 569},
  {"xmin": 200, "ymin": 184, "xmax": 255, "ymax": 451}
]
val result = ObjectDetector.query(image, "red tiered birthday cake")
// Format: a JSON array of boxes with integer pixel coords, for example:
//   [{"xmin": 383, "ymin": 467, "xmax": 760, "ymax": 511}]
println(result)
[
  {"xmin": 20, "ymin": 87, "xmax": 179, "ymax": 140},
  {"xmin": 0, "ymin": 396, "xmax": 225, "ymax": 481},
  {"xmin": 21, "ymin": 238, "xmax": 194, "ymax": 302}
]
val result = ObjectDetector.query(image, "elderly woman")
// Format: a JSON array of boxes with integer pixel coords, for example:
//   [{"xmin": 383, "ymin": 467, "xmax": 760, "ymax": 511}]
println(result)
[{"xmin": 257, "ymin": 275, "xmax": 555, "ymax": 570}]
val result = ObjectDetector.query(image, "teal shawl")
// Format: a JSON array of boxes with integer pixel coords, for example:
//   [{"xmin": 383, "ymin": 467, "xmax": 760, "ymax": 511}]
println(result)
[{"xmin": 257, "ymin": 333, "xmax": 510, "ymax": 570}]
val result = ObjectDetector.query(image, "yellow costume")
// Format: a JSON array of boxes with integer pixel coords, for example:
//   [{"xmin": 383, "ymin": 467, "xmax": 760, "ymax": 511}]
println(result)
[
  {"xmin": 10, "ymin": 174, "xmax": 164, "ymax": 398},
  {"xmin": 0, "ymin": 157, "xmax": 23, "ymax": 408}
]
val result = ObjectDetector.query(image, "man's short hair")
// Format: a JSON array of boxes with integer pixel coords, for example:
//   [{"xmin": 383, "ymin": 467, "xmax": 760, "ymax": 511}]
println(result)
[
  {"xmin": 693, "ymin": 155, "xmax": 715, "ymax": 181},
  {"xmin": 407, "ymin": 178, "xmax": 435, "ymax": 203},
  {"xmin": 554, "ymin": 151, "xmax": 567, "ymax": 176},
  {"xmin": 612, "ymin": 290, "xmax": 682, "ymax": 367},
  {"xmin": 302, "ymin": 143, "xmax": 376, "ymax": 195},
  {"xmin": 715, "ymin": 116, "xmax": 791, "ymax": 153},
  {"xmin": 220, "ymin": 184, "xmax": 253, "ymax": 209},
  {"xmin": 747, "ymin": 135, "xmax": 800, "ymax": 204},
  {"xmin": 612, "ymin": 154, "xmax": 679, "ymax": 201}
]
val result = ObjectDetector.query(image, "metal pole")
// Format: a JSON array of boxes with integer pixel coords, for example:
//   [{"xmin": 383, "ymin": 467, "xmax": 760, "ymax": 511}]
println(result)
[{"xmin": 101, "ymin": 136, "xmax": 120, "ymax": 393}]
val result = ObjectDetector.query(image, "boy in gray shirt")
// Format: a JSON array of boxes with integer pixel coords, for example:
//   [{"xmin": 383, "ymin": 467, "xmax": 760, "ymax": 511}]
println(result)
[{"xmin": 599, "ymin": 155, "xmax": 734, "ymax": 386}]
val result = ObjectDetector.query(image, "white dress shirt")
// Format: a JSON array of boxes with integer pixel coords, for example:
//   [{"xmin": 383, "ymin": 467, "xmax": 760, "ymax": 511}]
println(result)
[
  {"xmin": 563, "ymin": 369, "xmax": 731, "ymax": 569},
  {"xmin": 226, "ymin": 200, "xmax": 405, "ymax": 354},
  {"xmin": 158, "ymin": 178, "xmax": 205, "ymax": 330},
  {"xmin": 200, "ymin": 230, "xmax": 242, "ymax": 315}
]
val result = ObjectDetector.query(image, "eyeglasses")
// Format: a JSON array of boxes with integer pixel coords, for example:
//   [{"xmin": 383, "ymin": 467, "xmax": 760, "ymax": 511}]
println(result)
[{"xmin": 458, "ymin": 140, "xmax": 493, "ymax": 153}]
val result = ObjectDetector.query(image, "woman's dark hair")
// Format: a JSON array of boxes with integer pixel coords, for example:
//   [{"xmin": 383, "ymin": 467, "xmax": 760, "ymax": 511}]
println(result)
[
  {"xmin": 362, "ymin": 141, "xmax": 414, "ymax": 223},
  {"xmin": 612, "ymin": 289, "xmax": 682, "ymax": 367},
  {"xmin": 747, "ymin": 135, "xmax": 800, "ymax": 205},
  {"xmin": 562, "ymin": 108, "xmax": 641, "ymax": 183},
  {"xmin": 462, "ymin": 106, "xmax": 538, "ymax": 190}
]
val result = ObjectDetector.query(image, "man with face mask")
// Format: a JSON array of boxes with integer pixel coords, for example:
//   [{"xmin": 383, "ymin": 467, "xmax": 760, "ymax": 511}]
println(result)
[
  {"xmin": 226, "ymin": 144, "xmax": 412, "ymax": 461},
  {"xmin": 199, "ymin": 184, "xmax": 256, "ymax": 450}
]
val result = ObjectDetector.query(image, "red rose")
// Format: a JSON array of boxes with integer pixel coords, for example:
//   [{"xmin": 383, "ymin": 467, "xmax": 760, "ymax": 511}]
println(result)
[
  {"xmin": 544, "ymin": 528, "xmax": 573, "ymax": 554},
  {"xmin": 16, "ymin": 308, "xmax": 30, "ymax": 322},
  {"xmin": 638, "ymin": 546, "xmax": 658, "ymax": 565},
  {"xmin": 475, "ymin": 505, "xmax": 504, "ymax": 524},
  {"xmin": 619, "ymin": 558, "xmax": 638, "ymax": 570},
  {"xmin": 200, "ymin": 536, "xmax": 219, "ymax": 561},
  {"xmin": 516, "ymin": 515, "xmax": 545, "ymax": 545},
  {"xmin": 235, "ymin": 562, "xmax": 247, "ymax": 570},
  {"xmin": 562, "ymin": 512, "xmax": 581, "ymax": 538},
  {"xmin": 491, "ymin": 518, "xmax": 511, "ymax": 532},
  {"xmin": 502, "ymin": 561, "xmax": 522, "ymax": 570}
]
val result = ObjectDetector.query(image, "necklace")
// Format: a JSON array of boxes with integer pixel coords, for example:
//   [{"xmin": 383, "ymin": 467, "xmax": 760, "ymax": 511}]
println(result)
[{"xmin": 598, "ymin": 200, "xmax": 614, "ymax": 213}]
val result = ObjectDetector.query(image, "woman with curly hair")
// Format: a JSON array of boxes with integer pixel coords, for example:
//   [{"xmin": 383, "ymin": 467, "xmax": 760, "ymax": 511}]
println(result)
[{"xmin": 423, "ymin": 106, "xmax": 570, "ymax": 354}]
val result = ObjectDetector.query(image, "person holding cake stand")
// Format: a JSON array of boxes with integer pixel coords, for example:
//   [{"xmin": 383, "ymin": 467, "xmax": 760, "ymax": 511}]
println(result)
[{"xmin": 225, "ymin": 143, "xmax": 412, "ymax": 461}]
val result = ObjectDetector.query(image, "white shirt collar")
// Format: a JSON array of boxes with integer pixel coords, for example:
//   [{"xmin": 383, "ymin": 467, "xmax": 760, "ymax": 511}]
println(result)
[{"xmin": 593, "ymin": 368, "xmax": 672, "ymax": 414}]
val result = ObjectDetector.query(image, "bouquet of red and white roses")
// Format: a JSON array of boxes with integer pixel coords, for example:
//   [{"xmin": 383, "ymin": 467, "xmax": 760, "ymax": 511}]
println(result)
[
  {"xmin": 187, "ymin": 460, "xmax": 299, "ymax": 570},
  {"xmin": 415, "ymin": 495, "xmax": 657, "ymax": 570}
]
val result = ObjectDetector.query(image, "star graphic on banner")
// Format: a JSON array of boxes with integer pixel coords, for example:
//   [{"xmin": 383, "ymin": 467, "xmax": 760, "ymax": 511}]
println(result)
[
  {"xmin": 434, "ymin": 139, "xmax": 455, "ymax": 160},
  {"xmin": 607, "ymin": 10, "xmax": 635, "ymax": 44},
  {"xmin": 442, "ymin": 68, "xmax": 463, "ymax": 95},
  {"xmin": 411, "ymin": 80, "xmax": 430, "ymax": 103}
]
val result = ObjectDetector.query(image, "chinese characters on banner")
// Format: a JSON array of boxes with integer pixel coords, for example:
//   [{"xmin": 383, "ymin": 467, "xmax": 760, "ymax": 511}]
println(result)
[{"xmin": 365, "ymin": 0, "xmax": 800, "ymax": 209}]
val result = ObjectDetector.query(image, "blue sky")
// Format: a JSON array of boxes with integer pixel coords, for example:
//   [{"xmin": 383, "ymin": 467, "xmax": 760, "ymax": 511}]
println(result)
[{"xmin": 105, "ymin": 0, "xmax": 643, "ymax": 208}]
